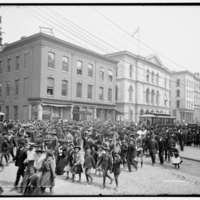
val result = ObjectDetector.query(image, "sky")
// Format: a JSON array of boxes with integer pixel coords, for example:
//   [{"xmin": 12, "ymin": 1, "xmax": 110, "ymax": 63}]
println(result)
[{"xmin": 1, "ymin": 5, "xmax": 200, "ymax": 73}]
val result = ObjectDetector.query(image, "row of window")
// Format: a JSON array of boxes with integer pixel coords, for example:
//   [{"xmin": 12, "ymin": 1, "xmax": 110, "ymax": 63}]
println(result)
[
  {"xmin": 0, "ymin": 78, "xmax": 29, "ymax": 97},
  {"xmin": 0, "ymin": 52, "xmax": 30, "ymax": 73},
  {"xmin": 48, "ymin": 52, "xmax": 113, "ymax": 81},
  {"xmin": 46, "ymin": 77, "xmax": 113, "ymax": 101},
  {"xmin": 145, "ymin": 88, "xmax": 161, "ymax": 105},
  {"xmin": 146, "ymin": 69, "xmax": 160, "ymax": 85},
  {"xmin": 4, "ymin": 105, "xmax": 18, "ymax": 121}
]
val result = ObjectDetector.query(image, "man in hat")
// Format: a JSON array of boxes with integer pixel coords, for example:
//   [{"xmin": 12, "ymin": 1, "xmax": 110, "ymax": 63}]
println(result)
[
  {"xmin": 148, "ymin": 135, "xmax": 158, "ymax": 165},
  {"xmin": 96, "ymin": 144, "xmax": 113, "ymax": 189},
  {"xmin": 14, "ymin": 141, "xmax": 27, "ymax": 189},
  {"xmin": 127, "ymin": 138, "xmax": 138, "ymax": 172},
  {"xmin": 0, "ymin": 134, "xmax": 9, "ymax": 166}
]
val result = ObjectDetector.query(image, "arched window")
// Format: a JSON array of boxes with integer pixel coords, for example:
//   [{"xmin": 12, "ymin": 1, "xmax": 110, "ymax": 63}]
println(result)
[
  {"xmin": 151, "ymin": 71, "xmax": 154, "ymax": 83},
  {"xmin": 115, "ymin": 86, "xmax": 118, "ymax": 101},
  {"xmin": 146, "ymin": 88, "xmax": 150, "ymax": 104},
  {"xmin": 176, "ymin": 89, "xmax": 180, "ymax": 97},
  {"xmin": 129, "ymin": 85, "xmax": 133, "ymax": 102},
  {"xmin": 151, "ymin": 89, "xmax": 155, "ymax": 104},
  {"xmin": 156, "ymin": 73, "xmax": 159, "ymax": 85},
  {"xmin": 108, "ymin": 70, "xmax": 113, "ymax": 82},
  {"xmin": 140, "ymin": 109, "xmax": 144, "ymax": 115},
  {"xmin": 156, "ymin": 91, "xmax": 160, "ymax": 105},
  {"xmin": 129, "ymin": 64, "xmax": 133, "ymax": 78},
  {"xmin": 146, "ymin": 110, "xmax": 149, "ymax": 114},
  {"xmin": 146, "ymin": 69, "xmax": 150, "ymax": 82}
]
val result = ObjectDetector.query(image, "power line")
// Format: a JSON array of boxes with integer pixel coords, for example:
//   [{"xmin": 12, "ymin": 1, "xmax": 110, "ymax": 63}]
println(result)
[
  {"xmin": 32, "ymin": 7, "xmax": 195, "ymax": 89},
  {"xmin": 91, "ymin": 7, "xmax": 190, "ymax": 72},
  {"xmin": 24, "ymin": 7, "xmax": 197, "ymax": 90}
]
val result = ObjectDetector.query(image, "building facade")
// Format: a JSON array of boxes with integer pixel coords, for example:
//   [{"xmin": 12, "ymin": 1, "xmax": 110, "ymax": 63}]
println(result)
[
  {"xmin": 106, "ymin": 51, "xmax": 171, "ymax": 123},
  {"xmin": 171, "ymin": 71, "xmax": 200, "ymax": 124},
  {"xmin": 0, "ymin": 33, "xmax": 117, "ymax": 121}
]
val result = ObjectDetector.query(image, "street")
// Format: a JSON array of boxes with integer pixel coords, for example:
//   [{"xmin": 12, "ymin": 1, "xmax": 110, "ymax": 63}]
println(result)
[{"xmin": 1, "ymin": 156, "xmax": 200, "ymax": 195}]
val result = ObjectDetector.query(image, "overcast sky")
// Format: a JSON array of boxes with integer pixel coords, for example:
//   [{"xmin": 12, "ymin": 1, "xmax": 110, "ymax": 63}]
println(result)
[{"xmin": 1, "ymin": 6, "xmax": 200, "ymax": 73}]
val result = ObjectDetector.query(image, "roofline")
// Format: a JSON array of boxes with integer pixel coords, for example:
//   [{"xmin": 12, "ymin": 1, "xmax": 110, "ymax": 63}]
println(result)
[
  {"xmin": 1, "ymin": 32, "xmax": 117, "ymax": 64},
  {"xmin": 105, "ymin": 51, "xmax": 171, "ymax": 74},
  {"xmin": 172, "ymin": 70, "xmax": 200, "ymax": 80}
]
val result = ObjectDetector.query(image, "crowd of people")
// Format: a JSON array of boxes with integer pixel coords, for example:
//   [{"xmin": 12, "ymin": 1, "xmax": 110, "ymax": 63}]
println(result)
[{"xmin": 0, "ymin": 119, "xmax": 199, "ymax": 195}]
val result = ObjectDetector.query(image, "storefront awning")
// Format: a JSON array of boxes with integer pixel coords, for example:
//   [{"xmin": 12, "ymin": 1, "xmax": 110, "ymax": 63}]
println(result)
[{"xmin": 42, "ymin": 103, "xmax": 71, "ymax": 108}]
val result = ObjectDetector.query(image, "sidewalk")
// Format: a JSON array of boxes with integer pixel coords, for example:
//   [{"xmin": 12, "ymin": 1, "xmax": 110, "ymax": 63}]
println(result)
[{"xmin": 180, "ymin": 146, "xmax": 200, "ymax": 162}]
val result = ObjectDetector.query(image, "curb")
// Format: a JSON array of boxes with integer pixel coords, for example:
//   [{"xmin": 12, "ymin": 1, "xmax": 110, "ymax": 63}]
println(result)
[{"xmin": 181, "ymin": 156, "xmax": 200, "ymax": 163}]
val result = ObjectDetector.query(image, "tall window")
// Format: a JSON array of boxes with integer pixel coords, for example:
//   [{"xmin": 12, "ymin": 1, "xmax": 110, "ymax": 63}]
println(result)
[
  {"xmin": 176, "ymin": 100, "xmax": 180, "ymax": 108},
  {"xmin": 62, "ymin": 56, "xmax": 69, "ymax": 71},
  {"xmin": 151, "ymin": 90, "xmax": 155, "ymax": 104},
  {"xmin": 77, "ymin": 60, "xmax": 83, "ymax": 75},
  {"xmin": 61, "ymin": 80, "xmax": 68, "ymax": 96},
  {"xmin": 7, "ymin": 58, "xmax": 11, "ymax": 72},
  {"xmin": 129, "ymin": 85, "xmax": 133, "ymax": 102},
  {"xmin": 6, "ymin": 82, "xmax": 10, "ymax": 96},
  {"xmin": 115, "ymin": 86, "xmax": 118, "ymax": 101},
  {"xmin": 88, "ymin": 63, "xmax": 93, "ymax": 77},
  {"xmin": 99, "ymin": 87, "xmax": 104, "ymax": 100},
  {"xmin": 156, "ymin": 73, "xmax": 159, "ymax": 85},
  {"xmin": 176, "ymin": 79, "xmax": 180, "ymax": 87},
  {"xmin": 23, "ymin": 77, "xmax": 29, "ymax": 96},
  {"xmin": 76, "ymin": 82, "xmax": 82, "ymax": 97},
  {"xmin": 176, "ymin": 89, "xmax": 180, "ymax": 97},
  {"xmin": 146, "ymin": 69, "xmax": 150, "ymax": 82},
  {"xmin": 15, "ymin": 79, "xmax": 19, "ymax": 95},
  {"xmin": 5, "ymin": 106, "xmax": 9, "ymax": 120},
  {"xmin": 129, "ymin": 64, "xmax": 133, "ymax": 78},
  {"xmin": 24, "ymin": 52, "xmax": 30, "ymax": 68},
  {"xmin": 0, "ymin": 60, "xmax": 2, "ymax": 73},
  {"xmin": 164, "ymin": 78, "xmax": 167, "ymax": 88},
  {"xmin": 146, "ymin": 88, "xmax": 150, "ymax": 104},
  {"xmin": 108, "ymin": 70, "xmax": 113, "ymax": 82},
  {"xmin": 14, "ymin": 105, "xmax": 18, "ymax": 121},
  {"xmin": 47, "ymin": 77, "xmax": 55, "ymax": 95},
  {"xmin": 156, "ymin": 91, "xmax": 160, "ymax": 105},
  {"xmin": 48, "ymin": 52, "xmax": 55, "ymax": 68},
  {"xmin": 151, "ymin": 71, "xmax": 154, "ymax": 83},
  {"xmin": 108, "ymin": 88, "xmax": 112, "ymax": 101},
  {"xmin": 100, "ymin": 68, "xmax": 104, "ymax": 81},
  {"xmin": 87, "ymin": 84, "xmax": 93, "ymax": 99},
  {"xmin": 16, "ymin": 56, "xmax": 20, "ymax": 70},
  {"xmin": 0, "ymin": 83, "xmax": 2, "ymax": 97}
]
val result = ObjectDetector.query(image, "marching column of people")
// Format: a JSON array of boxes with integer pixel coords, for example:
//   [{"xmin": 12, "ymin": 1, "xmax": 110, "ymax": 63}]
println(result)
[{"xmin": 0, "ymin": 120, "xmax": 191, "ymax": 195}]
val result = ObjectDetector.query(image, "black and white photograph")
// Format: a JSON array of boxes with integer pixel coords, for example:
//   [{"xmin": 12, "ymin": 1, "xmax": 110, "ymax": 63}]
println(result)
[{"xmin": 0, "ymin": 4, "xmax": 200, "ymax": 196}]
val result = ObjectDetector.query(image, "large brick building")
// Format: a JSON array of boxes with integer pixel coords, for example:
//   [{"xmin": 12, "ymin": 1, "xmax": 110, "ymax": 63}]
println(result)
[{"xmin": 0, "ymin": 32, "xmax": 117, "ymax": 121}]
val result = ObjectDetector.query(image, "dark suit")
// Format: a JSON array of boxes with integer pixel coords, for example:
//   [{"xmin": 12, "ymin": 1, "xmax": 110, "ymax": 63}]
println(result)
[
  {"xmin": 158, "ymin": 137, "xmax": 165, "ymax": 164},
  {"xmin": 127, "ymin": 143, "xmax": 137, "ymax": 171},
  {"xmin": 148, "ymin": 138, "xmax": 158, "ymax": 165},
  {"xmin": 14, "ymin": 147, "xmax": 27, "ymax": 187}
]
